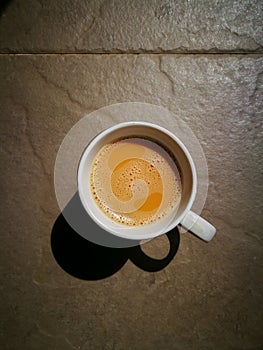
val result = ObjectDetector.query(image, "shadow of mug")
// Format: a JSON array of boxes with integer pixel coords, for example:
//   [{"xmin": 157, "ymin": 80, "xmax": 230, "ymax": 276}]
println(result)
[{"xmin": 51, "ymin": 193, "xmax": 180, "ymax": 280}]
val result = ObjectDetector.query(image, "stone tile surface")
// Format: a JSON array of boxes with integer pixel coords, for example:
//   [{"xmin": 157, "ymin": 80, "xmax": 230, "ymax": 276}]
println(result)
[
  {"xmin": 0, "ymin": 0, "xmax": 262, "ymax": 53},
  {"xmin": 1, "ymin": 54, "xmax": 263, "ymax": 349}
]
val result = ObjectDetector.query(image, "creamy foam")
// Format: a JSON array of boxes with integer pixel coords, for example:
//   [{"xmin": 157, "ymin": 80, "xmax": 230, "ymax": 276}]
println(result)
[{"xmin": 90, "ymin": 137, "xmax": 181, "ymax": 226}]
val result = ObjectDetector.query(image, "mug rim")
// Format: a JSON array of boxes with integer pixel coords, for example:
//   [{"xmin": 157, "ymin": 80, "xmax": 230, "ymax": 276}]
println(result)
[{"xmin": 77, "ymin": 121, "xmax": 197, "ymax": 240}]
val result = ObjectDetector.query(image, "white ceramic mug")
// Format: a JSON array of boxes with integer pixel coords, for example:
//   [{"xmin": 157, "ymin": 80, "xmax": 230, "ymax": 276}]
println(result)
[{"xmin": 78, "ymin": 122, "xmax": 216, "ymax": 242}]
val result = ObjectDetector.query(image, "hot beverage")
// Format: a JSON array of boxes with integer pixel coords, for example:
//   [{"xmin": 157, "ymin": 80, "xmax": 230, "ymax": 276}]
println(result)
[{"xmin": 90, "ymin": 137, "xmax": 182, "ymax": 226}]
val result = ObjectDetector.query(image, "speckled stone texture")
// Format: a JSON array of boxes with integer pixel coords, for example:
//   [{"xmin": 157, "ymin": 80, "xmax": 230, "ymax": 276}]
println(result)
[
  {"xmin": 1, "ymin": 54, "xmax": 263, "ymax": 350},
  {"xmin": 1, "ymin": 1, "xmax": 263, "ymax": 350},
  {"xmin": 0, "ymin": 0, "xmax": 262, "ymax": 53}
]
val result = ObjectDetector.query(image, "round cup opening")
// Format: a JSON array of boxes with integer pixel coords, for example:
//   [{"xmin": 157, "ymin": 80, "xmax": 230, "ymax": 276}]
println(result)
[{"xmin": 77, "ymin": 122, "xmax": 196, "ymax": 240}]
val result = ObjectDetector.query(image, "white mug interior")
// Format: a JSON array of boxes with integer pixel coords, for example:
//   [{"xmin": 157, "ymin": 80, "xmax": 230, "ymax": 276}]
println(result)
[{"xmin": 77, "ymin": 122, "xmax": 197, "ymax": 240}]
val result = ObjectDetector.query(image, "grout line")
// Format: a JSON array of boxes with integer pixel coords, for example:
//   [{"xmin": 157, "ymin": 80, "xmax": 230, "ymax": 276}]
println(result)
[{"xmin": 0, "ymin": 52, "xmax": 262, "ymax": 56}]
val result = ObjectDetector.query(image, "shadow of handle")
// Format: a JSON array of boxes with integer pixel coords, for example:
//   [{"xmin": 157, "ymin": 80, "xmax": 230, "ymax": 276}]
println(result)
[
  {"xmin": 51, "ymin": 207, "xmax": 180, "ymax": 280},
  {"xmin": 128, "ymin": 228, "xmax": 180, "ymax": 272}
]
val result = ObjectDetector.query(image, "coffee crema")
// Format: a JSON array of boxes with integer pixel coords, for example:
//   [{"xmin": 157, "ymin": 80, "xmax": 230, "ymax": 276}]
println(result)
[{"xmin": 90, "ymin": 137, "xmax": 182, "ymax": 226}]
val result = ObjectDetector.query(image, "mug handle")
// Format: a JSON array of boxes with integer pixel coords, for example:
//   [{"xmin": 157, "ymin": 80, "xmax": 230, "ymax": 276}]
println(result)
[{"xmin": 180, "ymin": 211, "xmax": 216, "ymax": 242}]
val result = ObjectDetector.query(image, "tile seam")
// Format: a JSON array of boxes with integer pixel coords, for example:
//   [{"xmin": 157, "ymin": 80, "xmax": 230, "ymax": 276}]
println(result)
[{"xmin": 0, "ymin": 52, "xmax": 262, "ymax": 57}]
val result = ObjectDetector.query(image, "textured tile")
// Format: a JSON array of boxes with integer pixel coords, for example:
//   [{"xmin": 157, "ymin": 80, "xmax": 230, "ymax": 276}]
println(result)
[
  {"xmin": 0, "ymin": 55, "xmax": 263, "ymax": 349},
  {"xmin": 0, "ymin": 0, "xmax": 262, "ymax": 53}
]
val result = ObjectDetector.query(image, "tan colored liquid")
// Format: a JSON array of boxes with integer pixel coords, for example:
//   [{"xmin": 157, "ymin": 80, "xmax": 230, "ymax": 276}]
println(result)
[{"xmin": 90, "ymin": 137, "xmax": 181, "ymax": 226}]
